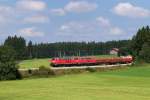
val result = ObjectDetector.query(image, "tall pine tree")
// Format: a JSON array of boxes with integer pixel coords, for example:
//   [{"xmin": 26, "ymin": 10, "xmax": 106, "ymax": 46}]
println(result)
[{"xmin": 4, "ymin": 35, "xmax": 26, "ymax": 59}]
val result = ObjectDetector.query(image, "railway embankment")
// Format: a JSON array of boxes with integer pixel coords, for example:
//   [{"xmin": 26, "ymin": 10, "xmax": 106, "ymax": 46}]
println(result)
[{"xmin": 18, "ymin": 63, "xmax": 132, "ymax": 78}]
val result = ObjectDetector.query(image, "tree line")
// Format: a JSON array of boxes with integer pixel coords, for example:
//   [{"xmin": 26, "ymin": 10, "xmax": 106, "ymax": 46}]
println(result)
[{"xmin": 3, "ymin": 36, "xmax": 131, "ymax": 59}]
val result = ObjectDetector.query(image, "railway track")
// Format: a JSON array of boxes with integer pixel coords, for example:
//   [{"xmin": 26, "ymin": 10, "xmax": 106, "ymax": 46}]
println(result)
[{"xmin": 51, "ymin": 63, "xmax": 132, "ymax": 70}]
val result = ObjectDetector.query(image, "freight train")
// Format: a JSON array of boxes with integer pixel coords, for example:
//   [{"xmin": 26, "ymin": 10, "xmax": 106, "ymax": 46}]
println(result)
[{"xmin": 50, "ymin": 56, "xmax": 133, "ymax": 67}]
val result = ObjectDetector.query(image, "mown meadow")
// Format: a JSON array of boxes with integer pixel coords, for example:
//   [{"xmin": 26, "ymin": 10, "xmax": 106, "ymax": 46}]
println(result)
[
  {"xmin": 0, "ymin": 64, "xmax": 150, "ymax": 100},
  {"xmin": 18, "ymin": 58, "xmax": 50, "ymax": 68}
]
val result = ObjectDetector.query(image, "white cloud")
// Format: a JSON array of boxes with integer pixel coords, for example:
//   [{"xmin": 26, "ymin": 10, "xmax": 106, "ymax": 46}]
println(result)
[
  {"xmin": 23, "ymin": 15, "xmax": 49, "ymax": 24},
  {"xmin": 18, "ymin": 27, "xmax": 44, "ymax": 37},
  {"xmin": 51, "ymin": 1, "xmax": 98, "ymax": 16},
  {"xmin": 96, "ymin": 16, "xmax": 110, "ymax": 27},
  {"xmin": 59, "ymin": 22, "xmax": 82, "ymax": 34},
  {"xmin": 109, "ymin": 27, "xmax": 125, "ymax": 35},
  {"xmin": 50, "ymin": 8, "xmax": 66, "ymax": 16},
  {"xmin": 113, "ymin": 2, "xmax": 150, "ymax": 18},
  {"xmin": 59, "ymin": 17, "xmax": 125, "ymax": 37},
  {"xmin": 60, "ymin": 22, "xmax": 83, "ymax": 31},
  {"xmin": 60, "ymin": 21, "xmax": 93, "ymax": 32},
  {"xmin": 64, "ymin": 1, "xmax": 98, "ymax": 13},
  {"xmin": 59, "ymin": 21, "xmax": 97, "ymax": 36},
  {"xmin": 96, "ymin": 16, "xmax": 125, "ymax": 35},
  {"xmin": 60, "ymin": 25, "xmax": 70, "ymax": 31},
  {"xmin": 16, "ymin": 0, "xmax": 46, "ymax": 11}
]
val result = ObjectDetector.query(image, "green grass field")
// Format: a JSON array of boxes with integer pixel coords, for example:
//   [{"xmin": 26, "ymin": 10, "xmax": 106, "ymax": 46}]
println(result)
[
  {"xmin": 1, "ymin": 64, "xmax": 150, "ymax": 100},
  {"xmin": 18, "ymin": 55, "xmax": 117, "ymax": 68},
  {"xmin": 94, "ymin": 54, "xmax": 117, "ymax": 58},
  {"xmin": 18, "ymin": 58, "xmax": 50, "ymax": 68}
]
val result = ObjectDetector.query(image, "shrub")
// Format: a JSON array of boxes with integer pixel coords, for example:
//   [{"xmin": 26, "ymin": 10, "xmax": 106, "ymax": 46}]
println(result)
[
  {"xmin": 0, "ymin": 62, "xmax": 21, "ymax": 80},
  {"xmin": 39, "ymin": 66, "xmax": 54, "ymax": 75},
  {"xmin": 0, "ymin": 46, "xmax": 21, "ymax": 80},
  {"xmin": 139, "ymin": 43, "xmax": 150, "ymax": 63},
  {"xmin": 86, "ymin": 67, "xmax": 96, "ymax": 72}
]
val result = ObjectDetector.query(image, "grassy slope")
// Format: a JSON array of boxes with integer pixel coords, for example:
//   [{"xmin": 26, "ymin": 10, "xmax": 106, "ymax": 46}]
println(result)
[
  {"xmin": 1, "ymin": 64, "xmax": 150, "ymax": 100},
  {"xmin": 19, "ymin": 58, "xmax": 50, "ymax": 68}
]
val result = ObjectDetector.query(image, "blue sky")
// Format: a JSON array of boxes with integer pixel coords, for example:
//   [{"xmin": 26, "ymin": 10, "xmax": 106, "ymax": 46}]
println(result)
[{"xmin": 0, "ymin": 0, "xmax": 150, "ymax": 43}]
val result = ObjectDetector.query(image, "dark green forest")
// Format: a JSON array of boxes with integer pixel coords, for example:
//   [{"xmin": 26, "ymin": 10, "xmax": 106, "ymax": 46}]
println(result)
[
  {"xmin": 3, "ymin": 36, "xmax": 131, "ymax": 59},
  {"xmin": 131, "ymin": 26, "xmax": 150, "ymax": 62}
]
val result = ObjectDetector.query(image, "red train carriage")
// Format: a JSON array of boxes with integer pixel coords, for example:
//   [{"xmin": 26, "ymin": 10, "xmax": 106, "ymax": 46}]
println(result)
[
  {"xmin": 50, "ymin": 56, "xmax": 133, "ymax": 67},
  {"xmin": 50, "ymin": 57, "xmax": 97, "ymax": 67}
]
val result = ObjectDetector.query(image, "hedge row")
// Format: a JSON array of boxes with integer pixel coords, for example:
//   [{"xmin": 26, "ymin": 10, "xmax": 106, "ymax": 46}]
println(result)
[{"xmin": 18, "ymin": 66, "xmax": 54, "ymax": 78}]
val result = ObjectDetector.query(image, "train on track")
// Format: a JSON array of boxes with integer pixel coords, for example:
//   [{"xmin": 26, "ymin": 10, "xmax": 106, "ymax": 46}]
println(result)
[{"xmin": 50, "ymin": 56, "xmax": 133, "ymax": 67}]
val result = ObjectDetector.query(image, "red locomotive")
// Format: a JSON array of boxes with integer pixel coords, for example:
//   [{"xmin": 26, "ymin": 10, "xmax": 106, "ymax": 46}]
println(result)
[{"xmin": 50, "ymin": 56, "xmax": 133, "ymax": 67}]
